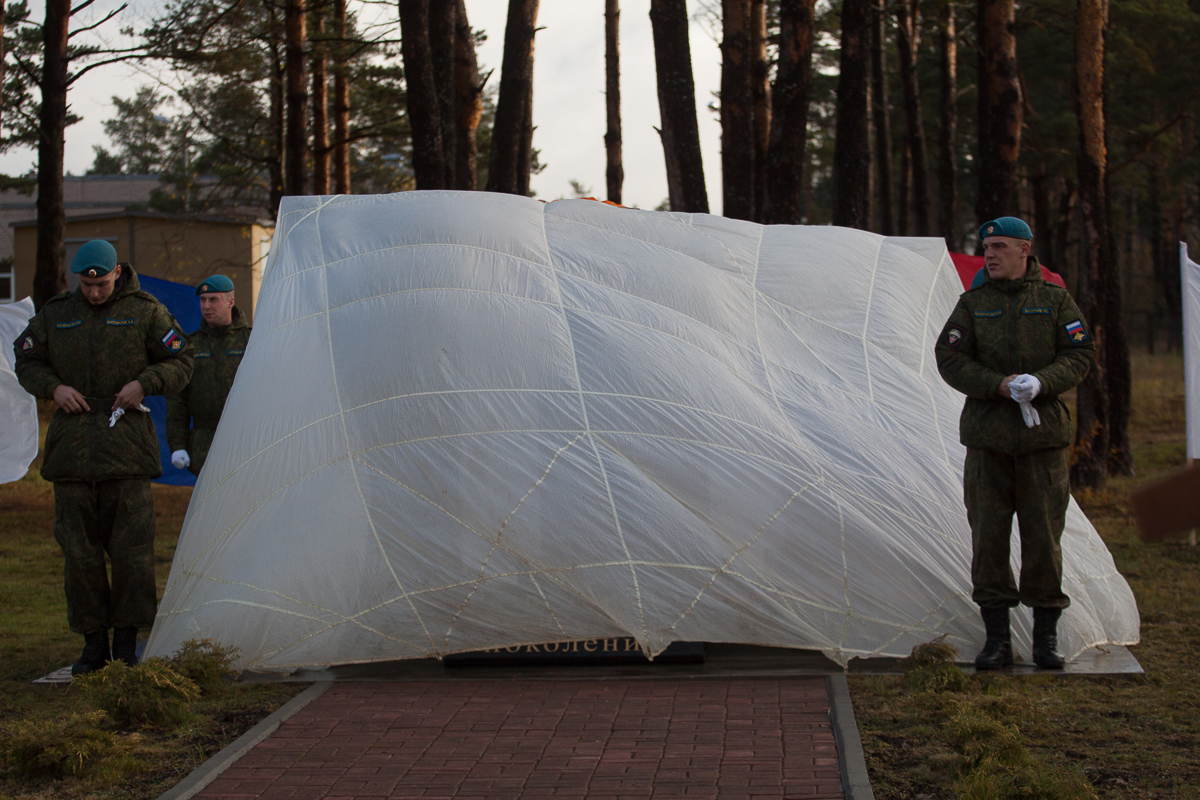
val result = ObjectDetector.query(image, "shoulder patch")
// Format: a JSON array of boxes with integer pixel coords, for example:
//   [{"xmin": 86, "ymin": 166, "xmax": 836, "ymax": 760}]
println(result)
[
  {"xmin": 1065, "ymin": 319, "xmax": 1091, "ymax": 344},
  {"xmin": 18, "ymin": 333, "xmax": 38, "ymax": 355},
  {"xmin": 106, "ymin": 317, "xmax": 137, "ymax": 326},
  {"xmin": 55, "ymin": 319, "xmax": 83, "ymax": 329},
  {"xmin": 1021, "ymin": 307, "xmax": 1053, "ymax": 315},
  {"xmin": 161, "ymin": 328, "xmax": 186, "ymax": 353},
  {"xmin": 973, "ymin": 309, "xmax": 1004, "ymax": 318},
  {"xmin": 941, "ymin": 323, "xmax": 966, "ymax": 349}
]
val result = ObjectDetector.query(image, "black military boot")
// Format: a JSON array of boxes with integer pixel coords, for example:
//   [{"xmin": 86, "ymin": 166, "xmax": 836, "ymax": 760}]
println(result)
[
  {"xmin": 111, "ymin": 626, "xmax": 139, "ymax": 667},
  {"xmin": 71, "ymin": 630, "xmax": 111, "ymax": 676},
  {"xmin": 974, "ymin": 606, "xmax": 1013, "ymax": 670},
  {"xmin": 1032, "ymin": 607, "xmax": 1066, "ymax": 669}
]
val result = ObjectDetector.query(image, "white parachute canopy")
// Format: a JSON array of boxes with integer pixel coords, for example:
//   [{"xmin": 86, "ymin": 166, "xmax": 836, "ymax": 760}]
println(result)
[
  {"xmin": 146, "ymin": 192, "xmax": 1138, "ymax": 671},
  {"xmin": 1, "ymin": 298, "xmax": 39, "ymax": 484}
]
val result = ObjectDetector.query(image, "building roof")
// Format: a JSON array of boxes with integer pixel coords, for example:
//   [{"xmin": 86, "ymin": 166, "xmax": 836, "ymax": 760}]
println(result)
[{"xmin": 9, "ymin": 209, "xmax": 275, "ymax": 229}]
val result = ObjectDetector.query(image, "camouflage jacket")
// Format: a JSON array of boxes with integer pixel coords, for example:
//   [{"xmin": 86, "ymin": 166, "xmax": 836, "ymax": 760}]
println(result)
[
  {"xmin": 165, "ymin": 306, "xmax": 251, "ymax": 474},
  {"xmin": 13, "ymin": 267, "xmax": 195, "ymax": 481},
  {"xmin": 935, "ymin": 256, "xmax": 1095, "ymax": 455}
]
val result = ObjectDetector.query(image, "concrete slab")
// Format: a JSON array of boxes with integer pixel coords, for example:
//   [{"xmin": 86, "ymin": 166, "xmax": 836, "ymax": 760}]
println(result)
[{"xmin": 236, "ymin": 643, "xmax": 1142, "ymax": 684}]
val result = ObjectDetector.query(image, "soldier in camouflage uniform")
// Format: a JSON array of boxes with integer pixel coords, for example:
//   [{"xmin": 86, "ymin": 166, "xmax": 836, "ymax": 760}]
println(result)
[
  {"xmin": 13, "ymin": 240, "xmax": 194, "ymax": 675},
  {"xmin": 166, "ymin": 275, "xmax": 251, "ymax": 476},
  {"xmin": 935, "ymin": 217, "xmax": 1095, "ymax": 671}
]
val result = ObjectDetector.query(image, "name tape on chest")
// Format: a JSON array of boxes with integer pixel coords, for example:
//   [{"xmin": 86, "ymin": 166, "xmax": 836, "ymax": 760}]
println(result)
[
  {"xmin": 106, "ymin": 318, "xmax": 137, "ymax": 327},
  {"xmin": 973, "ymin": 309, "xmax": 1004, "ymax": 318},
  {"xmin": 226, "ymin": 349, "xmax": 245, "ymax": 356},
  {"xmin": 55, "ymin": 319, "xmax": 82, "ymax": 329},
  {"xmin": 1022, "ymin": 307, "xmax": 1053, "ymax": 315}
]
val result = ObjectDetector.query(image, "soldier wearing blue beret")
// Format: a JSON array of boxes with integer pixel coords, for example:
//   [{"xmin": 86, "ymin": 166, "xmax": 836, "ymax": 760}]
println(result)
[
  {"xmin": 935, "ymin": 217, "xmax": 1095, "ymax": 671},
  {"xmin": 12, "ymin": 240, "xmax": 194, "ymax": 674},
  {"xmin": 166, "ymin": 274, "xmax": 251, "ymax": 476}
]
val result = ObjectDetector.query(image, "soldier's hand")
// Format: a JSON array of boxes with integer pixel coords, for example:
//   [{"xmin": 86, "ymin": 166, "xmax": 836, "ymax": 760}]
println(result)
[
  {"xmin": 52, "ymin": 385, "xmax": 90, "ymax": 413},
  {"xmin": 998, "ymin": 374, "xmax": 1018, "ymax": 399},
  {"xmin": 113, "ymin": 380, "xmax": 146, "ymax": 411}
]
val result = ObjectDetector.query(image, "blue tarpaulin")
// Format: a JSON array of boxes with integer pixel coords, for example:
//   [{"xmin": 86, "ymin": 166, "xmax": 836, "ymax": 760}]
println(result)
[{"xmin": 138, "ymin": 274, "xmax": 199, "ymax": 487}]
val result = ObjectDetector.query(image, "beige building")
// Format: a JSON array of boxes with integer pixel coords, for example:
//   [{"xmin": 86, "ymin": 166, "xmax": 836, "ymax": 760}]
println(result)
[{"xmin": 9, "ymin": 210, "xmax": 274, "ymax": 322}]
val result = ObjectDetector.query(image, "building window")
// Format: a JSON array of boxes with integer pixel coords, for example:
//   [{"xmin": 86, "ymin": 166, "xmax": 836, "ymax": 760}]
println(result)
[{"xmin": 0, "ymin": 256, "xmax": 13, "ymax": 303}]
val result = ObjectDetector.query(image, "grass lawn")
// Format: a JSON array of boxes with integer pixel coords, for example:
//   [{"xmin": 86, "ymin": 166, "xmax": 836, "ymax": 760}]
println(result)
[
  {"xmin": 850, "ymin": 353, "xmax": 1199, "ymax": 799},
  {"xmin": 0, "ymin": 403, "xmax": 305, "ymax": 799}
]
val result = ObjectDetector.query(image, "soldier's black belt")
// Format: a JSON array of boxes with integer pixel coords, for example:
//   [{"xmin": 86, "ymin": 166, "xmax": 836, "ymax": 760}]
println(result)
[{"xmin": 82, "ymin": 397, "xmax": 118, "ymax": 413}]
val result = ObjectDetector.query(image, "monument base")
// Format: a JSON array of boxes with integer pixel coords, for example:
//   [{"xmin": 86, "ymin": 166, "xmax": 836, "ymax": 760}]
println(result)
[{"xmin": 443, "ymin": 639, "xmax": 705, "ymax": 667}]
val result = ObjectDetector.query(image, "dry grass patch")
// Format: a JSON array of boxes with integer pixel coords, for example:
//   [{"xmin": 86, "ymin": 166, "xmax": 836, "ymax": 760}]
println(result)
[
  {"xmin": 0, "ymin": 403, "xmax": 305, "ymax": 799},
  {"xmin": 851, "ymin": 353, "xmax": 1200, "ymax": 799}
]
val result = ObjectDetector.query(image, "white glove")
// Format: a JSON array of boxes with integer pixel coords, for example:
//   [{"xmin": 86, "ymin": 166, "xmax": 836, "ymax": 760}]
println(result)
[
  {"xmin": 1009, "ymin": 374, "xmax": 1041, "ymax": 404},
  {"xmin": 171, "ymin": 450, "xmax": 191, "ymax": 470},
  {"xmin": 1019, "ymin": 401, "xmax": 1041, "ymax": 428},
  {"xmin": 108, "ymin": 404, "xmax": 150, "ymax": 428}
]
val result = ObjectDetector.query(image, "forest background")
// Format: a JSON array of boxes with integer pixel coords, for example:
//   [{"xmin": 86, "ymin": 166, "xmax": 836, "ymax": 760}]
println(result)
[{"xmin": 1, "ymin": 0, "xmax": 1198, "ymax": 486}]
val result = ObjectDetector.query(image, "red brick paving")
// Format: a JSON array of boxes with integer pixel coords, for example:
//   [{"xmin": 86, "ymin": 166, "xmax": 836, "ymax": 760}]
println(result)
[{"xmin": 194, "ymin": 678, "xmax": 844, "ymax": 799}]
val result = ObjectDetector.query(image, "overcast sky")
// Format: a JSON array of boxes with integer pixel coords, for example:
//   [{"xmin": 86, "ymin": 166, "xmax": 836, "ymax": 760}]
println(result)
[{"xmin": 1, "ymin": 0, "xmax": 727, "ymax": 213}]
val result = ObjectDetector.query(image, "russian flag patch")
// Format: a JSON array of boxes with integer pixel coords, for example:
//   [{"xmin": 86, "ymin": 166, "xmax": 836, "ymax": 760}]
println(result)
[
  {"xmin": 161, "ymin": 329, "xmax": 184, "ymax": 353},
  {"xmin": 1065, "ymin": 319, "xmax": 1089, "ymax": 344}
]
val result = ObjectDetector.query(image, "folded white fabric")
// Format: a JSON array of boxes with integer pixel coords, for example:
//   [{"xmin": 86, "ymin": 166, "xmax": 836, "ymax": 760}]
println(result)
[
  {"xmin": 1019, "ymin": 401, "xmax": 1041, "ymax": 428},
  {"xmin": 108, "ymin": 404, "xmax": 151, "ymax": 428},
  {"xmin": 1009, "ymin": 374, "xmax": 1041, "ymax": 404}
]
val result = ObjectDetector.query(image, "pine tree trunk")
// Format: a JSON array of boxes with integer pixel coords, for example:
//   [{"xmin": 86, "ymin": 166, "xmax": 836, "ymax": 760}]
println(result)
[
  {"xmin": 0, "ymin": 6, "xmax": 6, "ymax": 142},
  {"xmin": 976, "ymin": 0, "xmax": 1022, "ymax": 224},
  {"xmin": 751, "ymin": 0, "xmax": 770, "ymax": 221},
  {"xmin": 487, "ymin": 0, "xmax": 539, "ymax": 195},
  {"xmin": 430, "ymin": 0, "xmax": 457, "ymax": 189},
  {"xmin": 1071, "ymin": 0, "xmax": 1110, "ymax": 488},
  {"xmin": 333, "ymin": 0, "xmax": 350, "ymax": 193},
  {"xmin": 284, "ymin": 0, "xmax": 308, "ymax": 196},
  {"xmin": 871, "ymin": 0, "xmax": 893, "ymax": 235},
  {"xmin": 33, "ymin": 0, "xmax": 69, "ymax": 310},
  {"xmin": 311, "ymin": 8, "xmax": 329, "ymax": 195},
  {"xmin": 898, "ymin": 138, "xmax": 911, "ymax": 234},
  {"xmin": 399, "ymin": 0, "xmax": 446, "ymax": 190},
  {"xmin": 650, "ymin": 0, "xmax": 709, "ymax": 213},
  {"xmin": 833, "ymin": 0, "xmax": 872, "ymax": 229},
  {"xmin": 1101, "ymin": 47, "xmax": 1132, "ymax": 476},
  {"xmin": 722, "ymin": 0, "xmax": 755, "ymax": 220},
  {"xmin": 517, "ymin": 82, "xmax": 534, "ymax": 196},
  {"xmin": 761, "ymin": 0, "xmax": 816, "ymax": 224},
  {"xmin": 896, "ymin": 0, "xmax": 930, "ymax": 235},
  {"xmin": 605, "ymin": 0, "xmax": 623, "ymax": 204},
  {"xmin": 454, "ymin": 0, "xmax": 482, "ymax": 191},
  {"xmin": 268, "ymin": 15, "xmax": 286, "ymax": 212},
  {"xmin": 937, "ymin": 0, "xmax": 959, "ymax": 249}
]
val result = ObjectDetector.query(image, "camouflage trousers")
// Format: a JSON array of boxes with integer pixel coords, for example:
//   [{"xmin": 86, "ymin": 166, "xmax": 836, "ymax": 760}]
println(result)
[
  {"xmin": 53, "ymin": 480, "xmax": 158, "ymax": 634},
  {"xmin": 964, "ymin": 447, "xmax": 1071, "ymax": 610}
]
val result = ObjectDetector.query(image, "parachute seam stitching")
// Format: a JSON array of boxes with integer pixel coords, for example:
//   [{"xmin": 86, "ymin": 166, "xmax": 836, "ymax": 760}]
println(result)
[
  {"xmin": 438, "ymin": 434, "xmax": 584, "ymax": 650},
  {"xmin": 540, "ymin": 202, "xmax": 651, "ymax": 646},
  {"xmin": 860, "ymin": 239, "xmax": 885, "ymax": 403},
  {"xmin": 317, "ymin": 201, "xmax": 440, "ymax": 655}
]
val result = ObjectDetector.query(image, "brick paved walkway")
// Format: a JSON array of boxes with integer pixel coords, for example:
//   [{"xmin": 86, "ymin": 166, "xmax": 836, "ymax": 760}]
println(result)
[{"xmin": 194, "ymin": 678, "xmax": 845, "ymax": 800}]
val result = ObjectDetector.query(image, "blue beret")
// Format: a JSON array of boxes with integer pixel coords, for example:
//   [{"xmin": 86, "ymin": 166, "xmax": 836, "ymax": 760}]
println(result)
[
  {"xmin": 196, "ymin": 274, "xmax": 235, "ymax": 294},
  {"xmin": 70, "ymin": 240, "xmax": 119, "ymax": 277},
  {"xmin": 978, "ymin": 217, "xmax": 1033, "ymax": 241}
]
